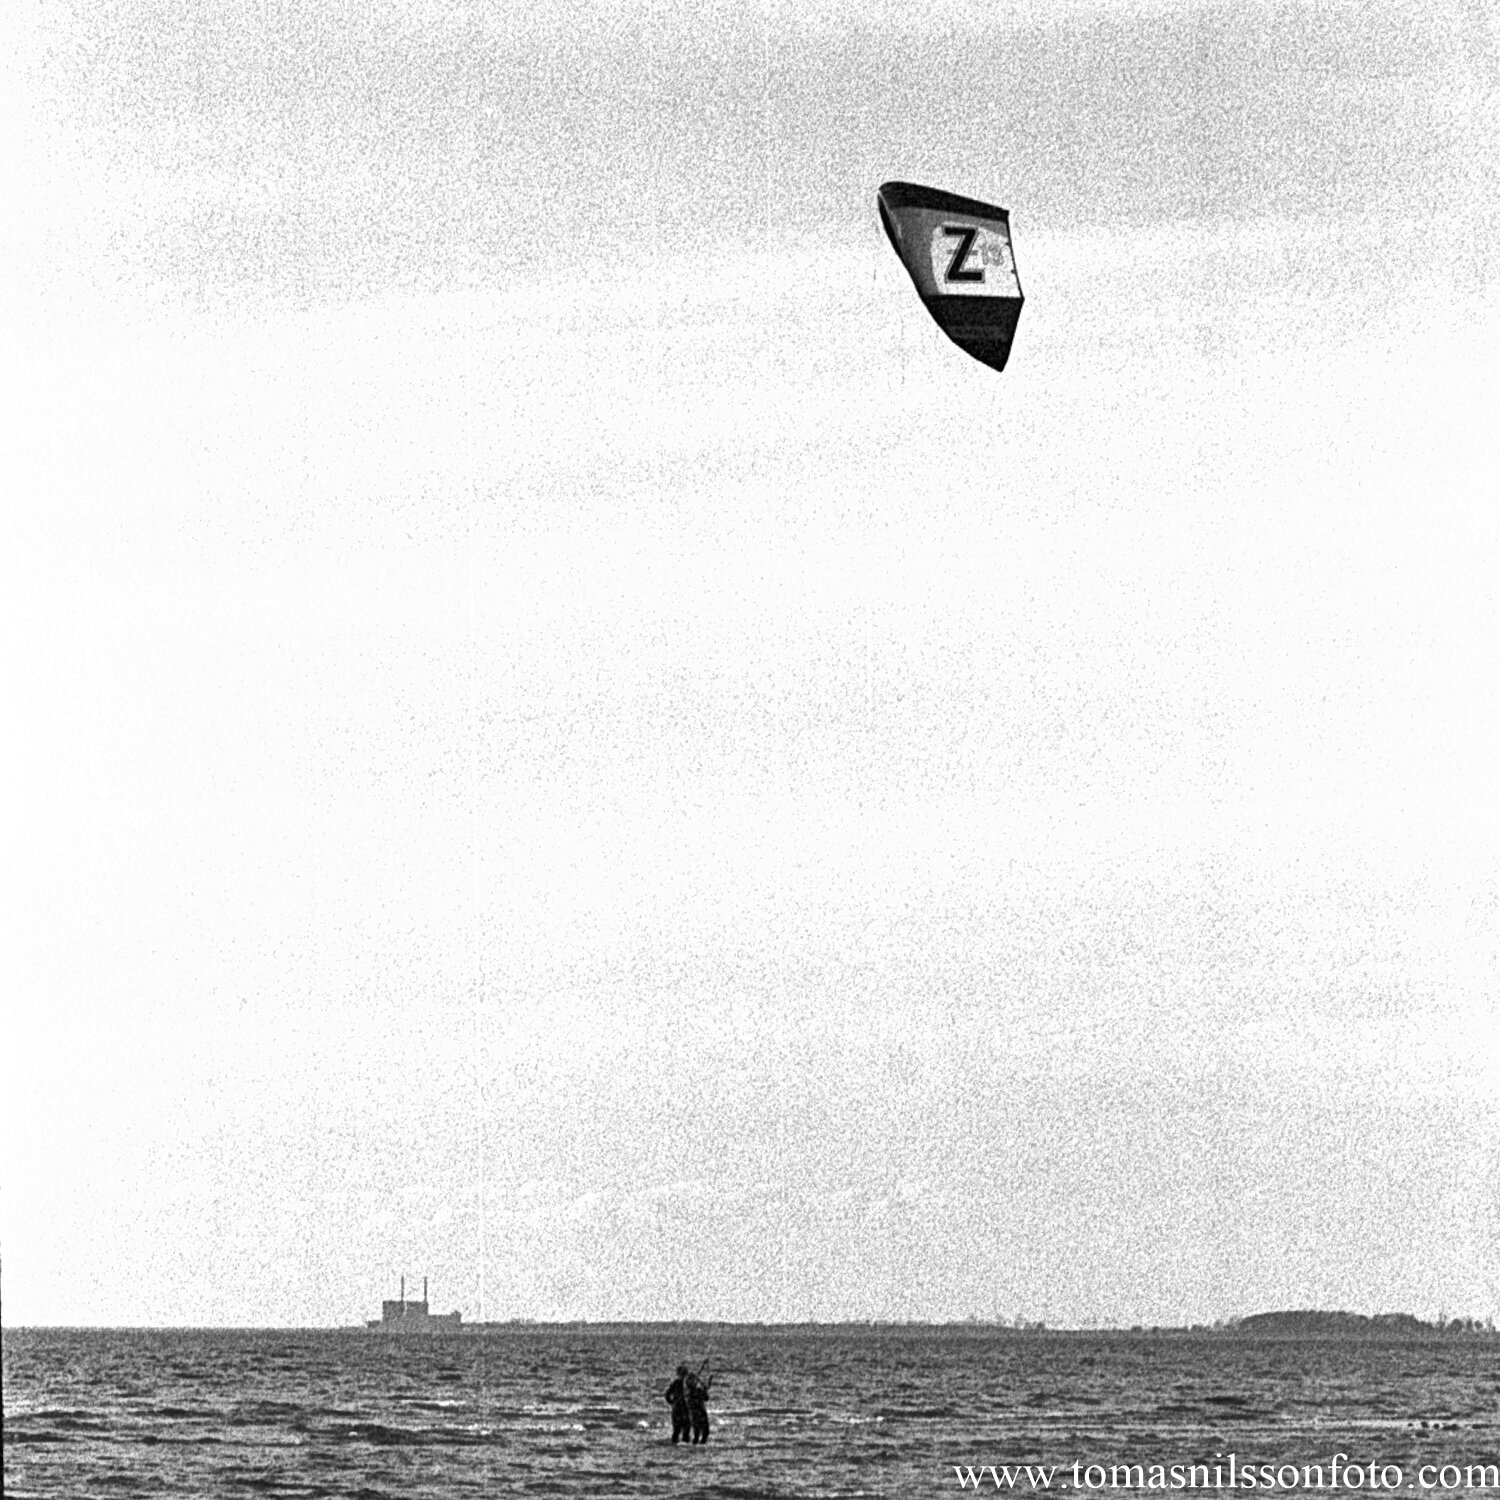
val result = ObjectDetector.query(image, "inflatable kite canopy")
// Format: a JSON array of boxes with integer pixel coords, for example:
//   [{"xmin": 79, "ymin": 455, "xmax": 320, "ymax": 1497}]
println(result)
[{"xmin": 877, "ymin": 181, "xmax": 1024, "ymax": 373}]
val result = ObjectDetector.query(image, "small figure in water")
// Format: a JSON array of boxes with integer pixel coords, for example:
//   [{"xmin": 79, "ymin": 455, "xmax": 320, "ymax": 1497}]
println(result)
[
  {"xmin": 664, "ymin": 1363, "xmax": 691, "ymax": 1444},
  {"xmin": 686, "ymin": 1366, "xmax": 713, "ymax": 1445}
]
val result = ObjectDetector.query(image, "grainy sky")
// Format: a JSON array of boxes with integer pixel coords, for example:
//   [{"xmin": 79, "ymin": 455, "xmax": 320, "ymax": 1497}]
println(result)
[{"xmin": 4, "ymin": 0, "xmax": 1499, "ymax": 1327}]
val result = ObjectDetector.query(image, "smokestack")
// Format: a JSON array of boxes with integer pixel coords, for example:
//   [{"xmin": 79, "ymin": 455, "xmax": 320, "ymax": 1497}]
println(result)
[
  {"xmin": 424, "ymin": 1276, "xmax": 428, "ymax": 1306},
  {"xmin": 400, "ymin": 1275, "xmax": 405, "ymax": 1310}
]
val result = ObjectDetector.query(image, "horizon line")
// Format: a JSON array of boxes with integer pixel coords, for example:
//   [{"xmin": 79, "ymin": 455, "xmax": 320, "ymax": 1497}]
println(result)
[{"xmin": 8, "ymin": 1312, "xmax": 1497, "ymax": 1334}]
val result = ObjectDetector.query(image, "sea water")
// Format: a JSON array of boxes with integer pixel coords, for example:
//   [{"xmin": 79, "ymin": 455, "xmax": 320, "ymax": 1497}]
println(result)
[{"xmin": 5, "ymin": 1326, "xmax": 1499, "ymax": 1498}]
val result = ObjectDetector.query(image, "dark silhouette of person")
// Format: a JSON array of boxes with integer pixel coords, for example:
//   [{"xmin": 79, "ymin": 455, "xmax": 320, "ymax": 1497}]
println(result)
[
  {"xmin": 664, "ymin": 1363, "xmax": 691, "ymax": 1443},
  {"xmin": 686, "ymin": 1369, "xmax": 713, "ymax": 1444}
]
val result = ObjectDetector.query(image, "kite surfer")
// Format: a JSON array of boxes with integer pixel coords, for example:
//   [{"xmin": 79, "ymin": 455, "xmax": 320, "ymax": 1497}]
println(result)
[
  {"xmin": 687, "ymin": 1363, "xmax": 714, "ymax": 1444},
  {"xmin": 664, "ymin": 1363, "xmax": 691, "ymax": 1444}
]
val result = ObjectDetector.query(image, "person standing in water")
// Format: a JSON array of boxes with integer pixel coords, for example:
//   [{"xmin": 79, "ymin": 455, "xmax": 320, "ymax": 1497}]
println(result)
[
  {"xmin": 664, "ymin": 1364, "xmax": 691, "ymax": 1444},
  {"xmin": 686, "ymin": 1366, "xmax": 713, "ymax": 1445}
]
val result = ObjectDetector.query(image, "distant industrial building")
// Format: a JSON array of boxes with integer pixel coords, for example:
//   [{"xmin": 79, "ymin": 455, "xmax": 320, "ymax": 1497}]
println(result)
[{"xmin": 367, "ymin": 1276, "xmax": 462, "ymax": 1332}]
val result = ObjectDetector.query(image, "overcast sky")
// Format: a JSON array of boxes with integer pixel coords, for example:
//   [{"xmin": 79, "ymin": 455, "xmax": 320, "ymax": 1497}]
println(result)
[{"xmin": 4, "ymin": 0, "xmax": 1498, "ymax": 1327}]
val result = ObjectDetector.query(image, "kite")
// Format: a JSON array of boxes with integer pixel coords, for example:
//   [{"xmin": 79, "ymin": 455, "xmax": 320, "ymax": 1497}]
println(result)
[{"xmin": 877, "ymin": 181, "xmax": 1024, "ymax": 373}]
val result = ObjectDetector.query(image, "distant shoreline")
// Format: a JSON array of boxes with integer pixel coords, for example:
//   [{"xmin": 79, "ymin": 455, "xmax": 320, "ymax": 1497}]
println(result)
[{"xmin": 8, "ymin": 1313, "xmax": 1497, "ymax": 1337}]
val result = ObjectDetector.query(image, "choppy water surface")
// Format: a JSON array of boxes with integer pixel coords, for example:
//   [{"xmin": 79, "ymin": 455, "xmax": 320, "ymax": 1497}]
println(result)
[{"xmin": 6, "ymin": 1327, "xmax": 1499, "ymax": 1498}]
